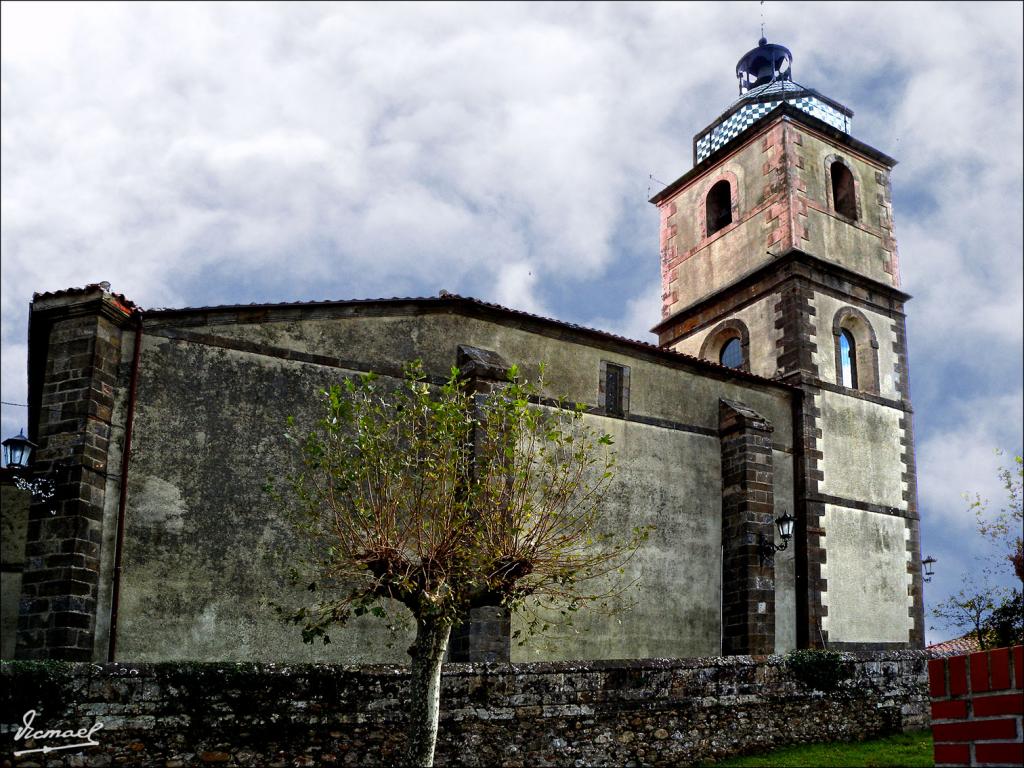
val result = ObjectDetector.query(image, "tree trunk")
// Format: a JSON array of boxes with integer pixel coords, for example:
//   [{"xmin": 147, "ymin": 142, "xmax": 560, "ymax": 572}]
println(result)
[{"xmin": 406, "ymin": 615, "xmax": 453, "ymax": 767}]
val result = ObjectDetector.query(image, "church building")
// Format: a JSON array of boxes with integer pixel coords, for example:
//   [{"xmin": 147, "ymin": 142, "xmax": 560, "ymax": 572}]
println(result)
[{"xmin": 3, "ymin": 39, "xmax": 924, "ymax": 664}]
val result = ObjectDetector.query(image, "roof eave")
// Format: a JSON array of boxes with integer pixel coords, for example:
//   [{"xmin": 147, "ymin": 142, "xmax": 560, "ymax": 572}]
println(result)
[{"xmin": 143, "ymin": 293, "xmax": 798, "ymax": 392}]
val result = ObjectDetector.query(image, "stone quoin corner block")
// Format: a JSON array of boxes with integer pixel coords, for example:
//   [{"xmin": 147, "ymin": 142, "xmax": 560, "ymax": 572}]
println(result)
[
  {"xmin": 719, "ymin": 398, "xmax": 776, "ymax": 656},
  {"xmin": 16, "ymin": 284, "xmax": 136, "ymax": 661}
]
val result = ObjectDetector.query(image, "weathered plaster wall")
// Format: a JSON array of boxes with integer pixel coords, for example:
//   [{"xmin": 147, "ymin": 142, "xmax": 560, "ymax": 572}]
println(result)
[
  {"xmin": 816, "ymin": 391, "xmax": 906, "ymax": 510},
  {"xmin": 820, "ymin": 505, "xmax": 913, "ymax": 644},
  {"xmin": 200, "ymin": 313, "xmax": 796, "ymax": 442},
  {"xmin": 772, "ymin": 448, "xmax": 797, "ymax": 653},
  {"xmin": 1, "ymin": 653, "xmax": 932, "ymax": 767},
  {"xmin": 670, "ymin": 292, "xmax": 784, "ymax": 380},
  {"xmin": 115, "ymin": 309, "xmax": 796, "ymax": 662},
  {"xmin": 667, "ymin": 214, "xmax": 773, "ymax": 311},
  {"xmin": 799, "ymin": 131, "xmax": 886, "ymax": 232},
  {"xmin": 119, "ymin": 338, "xmax": 406, "ymax": 663},
  {"xmin": 660, "ymin": 132, "xmax": 781, "ymax": 316},
  {"xmin": 793, "ymin": 127, "xmax": 895, "ymax": 286},
  {"xmin": 668, "ymin": 332, "xmax": 702, "ymax": 359},
  {"xmin": 803, "ymin": 211, "xmax": 888, "ymax": 283},
  {"xmin": 664, "ymin": 159, "xmax": 750, "ymax": 256},
  {"xmin": 93, "ymin": 328, "xmax": 135, "ymax": 660},
  {"xmin": 0, "ymin": 482, "xmax": 30, "ymax": 659},
  {"xmin": 512, "ymin": 419, "xmax": 723, "ymax": 661}
]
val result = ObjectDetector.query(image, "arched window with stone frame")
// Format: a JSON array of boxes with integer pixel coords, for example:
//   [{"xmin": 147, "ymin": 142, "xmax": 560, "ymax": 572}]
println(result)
[
  {"xmin": 700, "ymin": 319, "xmax": 750, "ymax": 373},
  {"xmin": 825, "ymin": 156, "xmax": 860, "ymax": 221},
  {"xmin": 832, "ymin": 307, "xmax": 880, "ymax": 394},
  {"xmin": 705, "ymin": 179, "xmax": 733, "ymax": 237}
]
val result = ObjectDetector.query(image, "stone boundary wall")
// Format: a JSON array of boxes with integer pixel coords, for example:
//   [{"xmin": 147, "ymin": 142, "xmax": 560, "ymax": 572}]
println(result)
[
  {"xmin": 2, "ymin": 653, "xmax": 929, "ymax": 767},
  {"xmin": 929, "ymin": 645, "xmax": 1023, "ymax": 767}
]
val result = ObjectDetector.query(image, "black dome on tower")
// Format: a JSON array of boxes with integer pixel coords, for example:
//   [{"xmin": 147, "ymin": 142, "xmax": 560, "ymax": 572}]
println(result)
[
  {"xmin": 736, "ymin": 38, "xmax": 793, "ymax": 94},
  {"xmin": 690, "ymin": 38, "xmax": 854, "ymax": 164}
]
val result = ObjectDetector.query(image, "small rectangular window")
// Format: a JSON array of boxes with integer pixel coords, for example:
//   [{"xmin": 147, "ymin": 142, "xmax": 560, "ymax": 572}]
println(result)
[{"xmin": 599, "ymin": 361, "xmax": 629, "ymax": 417}]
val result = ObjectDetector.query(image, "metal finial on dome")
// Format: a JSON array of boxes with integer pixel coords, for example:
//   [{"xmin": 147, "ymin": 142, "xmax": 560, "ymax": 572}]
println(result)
[{"xmin": 736, "ymin": 38, "xmax": 792, "ymax": 95}]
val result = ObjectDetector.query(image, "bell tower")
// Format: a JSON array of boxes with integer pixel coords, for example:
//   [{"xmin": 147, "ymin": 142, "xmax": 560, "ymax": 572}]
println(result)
[{"xmin": 652, "ymin": 39, "xmax": 924, "ymax": 650}]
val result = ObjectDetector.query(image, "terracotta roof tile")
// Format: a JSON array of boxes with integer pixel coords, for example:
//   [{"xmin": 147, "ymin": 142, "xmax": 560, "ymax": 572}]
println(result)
[
  {"xmin": 927, "ymin": 633, "xmax": 982, "ymax": 656},
  {"xmin": 33, "ymin": 282, "xmax": 138, "ymax": 312}
]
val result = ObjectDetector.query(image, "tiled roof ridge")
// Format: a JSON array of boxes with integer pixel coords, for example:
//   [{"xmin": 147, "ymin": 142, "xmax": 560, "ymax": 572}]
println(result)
[{"xmin": 33, "ymin": 282, "xmax": 138, "ymax": 312}]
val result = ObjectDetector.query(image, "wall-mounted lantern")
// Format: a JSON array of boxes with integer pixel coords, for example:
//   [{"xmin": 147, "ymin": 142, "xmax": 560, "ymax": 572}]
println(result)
[
  {"xmin": 2, "ymin": 428, "xmax": 60, "ymax": 508},
  {"xmin": 2, "ymin": 429, "xmax": 36, "ymax": 469},
  {"xmin": 759, "ymin": 509, "xmax": 796, "ymax": 563},
  {"xmin": 922, "ymin": 556, "xmax": 937, "ymax": 583}
]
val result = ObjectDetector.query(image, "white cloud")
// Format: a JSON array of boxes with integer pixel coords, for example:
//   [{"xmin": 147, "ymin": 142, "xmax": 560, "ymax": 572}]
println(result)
[
  {"xmin": 916, "ymin": 391, "xmax": 1023, "ymax": 642},
  {"xmin": 493, "ymin": 261, "xmax": 545, "ymax": 316},
  {"xmin": 587, "ymin": 279, "xmax": 662, "ymax": 343},
  {"xmin": 918, "ymin": 393, "xmax": 1024, "ymax": 529}
]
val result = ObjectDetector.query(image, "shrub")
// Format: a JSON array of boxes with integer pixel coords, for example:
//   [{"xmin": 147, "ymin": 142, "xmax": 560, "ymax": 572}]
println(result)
[
  {"xmin": 983, "ymin": 588, "xmax": 1024, "ymax": 648},
  {"xmin": 785, "ymin": 649, "xmax": 849, "ymax": 692}
]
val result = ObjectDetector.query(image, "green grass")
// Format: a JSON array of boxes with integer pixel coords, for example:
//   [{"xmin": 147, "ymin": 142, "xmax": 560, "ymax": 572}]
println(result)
[{"xmin": 703, "ymin": 730, "xmax": 934, "ymax": 767}]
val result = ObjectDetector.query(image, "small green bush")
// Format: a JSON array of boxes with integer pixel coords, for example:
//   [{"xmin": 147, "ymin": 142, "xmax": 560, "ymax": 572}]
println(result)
[{"xmin": 785, "ymin": 649, "xmax": 849, "ymax": 692}]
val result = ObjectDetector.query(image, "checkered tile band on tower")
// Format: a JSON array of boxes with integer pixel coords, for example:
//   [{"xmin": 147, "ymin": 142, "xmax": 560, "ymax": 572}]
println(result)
[{"xmin": 696, "ymin": 95, "xmax": 850, "ymax": 162}]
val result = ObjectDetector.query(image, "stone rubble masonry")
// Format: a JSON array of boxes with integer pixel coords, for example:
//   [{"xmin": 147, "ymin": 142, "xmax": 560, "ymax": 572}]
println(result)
[
  {"xmin": 15, "ymin": 288, "xmax": 134, "ymax": 662},
  {"xmin": 719, "ymin": 399, "xmax": 776, "ymax": 656},
  {"xmin": 1, "ymin": 651, "xmax": 931, "ymax": 767},
  {"xmin": 929, "ymin": 645, "xmax": 1024, "ymax": 768}
]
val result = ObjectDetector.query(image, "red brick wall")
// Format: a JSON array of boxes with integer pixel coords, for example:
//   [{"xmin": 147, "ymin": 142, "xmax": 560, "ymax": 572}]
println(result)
[{"xmin": 930, "ymin": 645, "xmax": 1024, "ymax": 767}]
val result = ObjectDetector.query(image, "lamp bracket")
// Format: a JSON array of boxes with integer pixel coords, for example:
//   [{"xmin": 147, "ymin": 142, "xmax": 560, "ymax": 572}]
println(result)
[
  {"xmin": 758, "ymin": 533, "xmax": 789, "ymax": 564},
  {"xmin": 11, "ymin": 459, "xmax": 75, "ymax": 510}
]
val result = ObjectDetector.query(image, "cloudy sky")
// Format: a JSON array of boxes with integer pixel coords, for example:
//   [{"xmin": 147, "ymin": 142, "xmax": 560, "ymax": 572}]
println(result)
[{"xmin": 2, "ymin": 1, "xmax": 1021, "ymax": 643}]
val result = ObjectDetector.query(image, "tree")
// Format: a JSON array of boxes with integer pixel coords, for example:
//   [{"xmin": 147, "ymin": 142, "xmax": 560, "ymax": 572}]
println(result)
[
  {"xmin": 932, "ymin": 579, "xmax": 1007, "ymax": 650},
  {"xmin": 971, "ymin": 454, "xmax": 1024, "ymax": 647},
  {"xmin": 982, "ymin": 587, "xmax": 1024, "ymax": 648},
  {"xmin": 274, "ymin": 362, "xmax": 648, "ymax": 766},
  {"xmin": 932, "ymin": 453, "xmax": 1023, "ymax": 649},
  {"xmin": 968, "ymin": 452, "xmax": 1023, "ymax": 583}
]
